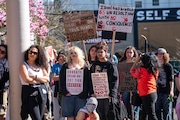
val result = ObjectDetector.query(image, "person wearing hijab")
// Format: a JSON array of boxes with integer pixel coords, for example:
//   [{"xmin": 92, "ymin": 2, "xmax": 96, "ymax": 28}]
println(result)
[{"xmin": 76, "ymin": 97, "xmax": 99, "ymax": 120}]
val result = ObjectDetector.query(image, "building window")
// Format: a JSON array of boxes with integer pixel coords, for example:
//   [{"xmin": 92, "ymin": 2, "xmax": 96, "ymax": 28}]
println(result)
[
  {"xmin": 153, "ymin": 0, "xmax": 159, "ymax": 6},
  {"xmin": 135, "ymin": 1, "xmax": 142, "ymax": 8}
]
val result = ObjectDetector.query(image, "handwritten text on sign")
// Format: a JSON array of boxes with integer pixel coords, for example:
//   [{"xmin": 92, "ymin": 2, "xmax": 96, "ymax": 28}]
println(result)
[
  {"xmin": 97, "ymin": 4, "xmax": 135, "ymax": 33},
  {"xmin": 66, "ymin": 69, "xmax": 83, "ymax": 95},
  {"xmin": 63, "ymin": 11, "xmax": 97, "ymax": 42},
  {"xmin": 118, "ymin": 62, "xmax": 137, "ymax": 92},
  {"xmin": 91, "ymin": 73, "xmax": 109, "ymax": 99}
]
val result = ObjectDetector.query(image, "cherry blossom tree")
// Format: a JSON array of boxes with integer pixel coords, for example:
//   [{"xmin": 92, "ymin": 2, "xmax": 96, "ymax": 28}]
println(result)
[
  {"xmin": 0, "ymin": 0, "xmax": 6, "ymax": 38},
  {"xmin": 0, "ymin": 0, "xmax": 49, "ymax": 43},
  {"xmin": 29, "ymin": 0, "xmax": 49, "ymax": 41}
]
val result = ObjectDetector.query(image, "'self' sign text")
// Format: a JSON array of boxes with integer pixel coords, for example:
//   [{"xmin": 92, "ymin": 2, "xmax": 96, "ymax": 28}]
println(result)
[{"xmin": 136, "ymin": 8, "xmax": 180, "ymax": 22}]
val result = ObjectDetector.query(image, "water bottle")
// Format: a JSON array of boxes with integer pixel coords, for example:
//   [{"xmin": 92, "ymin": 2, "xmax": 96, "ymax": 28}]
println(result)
[{"xmin": 168, "ymin": 96, "xmax": 174, "ymax": 102}]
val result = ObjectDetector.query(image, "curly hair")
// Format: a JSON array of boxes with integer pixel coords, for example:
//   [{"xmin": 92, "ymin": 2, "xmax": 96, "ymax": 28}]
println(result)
[
  {"xmin": 67, "ymin": 46, "xmax": 85, "ymax": 68},
  {"xmin": 120, "ymin": 46, "xmax": 138, "ymax": 62},
  {"xmin": 0, "ymin": 44, "xmax": 8, "ymax": 59},
  {"xmin": 24, "ymin": 45, "xmax": 48, "ymax": 70}
]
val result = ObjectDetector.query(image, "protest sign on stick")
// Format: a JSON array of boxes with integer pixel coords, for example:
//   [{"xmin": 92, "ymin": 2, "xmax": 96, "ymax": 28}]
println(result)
[
  {"xmin": 97, "ymin": 4, "xmax": 135, "ymax": 59},
  {"xmin": 63, "ymin": 11, "xmax": 97, "ymax": 42}
]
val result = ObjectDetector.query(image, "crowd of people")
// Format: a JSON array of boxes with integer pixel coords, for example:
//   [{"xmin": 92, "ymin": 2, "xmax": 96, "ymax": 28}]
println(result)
[{"xmin": 0, "ymin": 42, "xmax": 180, "ymax": 120}]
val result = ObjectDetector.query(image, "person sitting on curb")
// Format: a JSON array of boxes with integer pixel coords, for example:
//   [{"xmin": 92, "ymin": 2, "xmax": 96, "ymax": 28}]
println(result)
[{"xmin": 76, "ymin": 97, "xmax": 99, "ymax": 120}]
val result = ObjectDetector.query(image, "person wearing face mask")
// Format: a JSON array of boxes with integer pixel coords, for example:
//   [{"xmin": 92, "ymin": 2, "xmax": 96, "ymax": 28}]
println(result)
[{"xmin": 76, "ymin": 97, "xmax": 99, "ymax": 120}]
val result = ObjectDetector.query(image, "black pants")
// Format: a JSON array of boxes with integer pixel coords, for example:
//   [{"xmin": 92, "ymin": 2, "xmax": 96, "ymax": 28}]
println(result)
[
  {"xmin": 97, "ymin": 98, "xmax": 109, "ymax": 120},
  {"xmin": 140, "ymin": 92, "xmax": 158, "ymax": 120},
  {"xmin": 21, "ymin": 85, "xmax": 47, "ymax": 120}
]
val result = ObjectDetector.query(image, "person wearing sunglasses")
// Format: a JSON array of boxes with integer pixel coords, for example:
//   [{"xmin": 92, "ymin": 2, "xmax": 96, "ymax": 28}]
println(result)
[
  {"xmin": 19, "ymin": 45, "xmax": 49, "ymax": 120},
  {"xmin": 60, "ymin": 46, "xmax": 89, "ymax": 120},
  {"xmin": 0, "ymin": 44, "xmax": 9, "ymax": 120}
]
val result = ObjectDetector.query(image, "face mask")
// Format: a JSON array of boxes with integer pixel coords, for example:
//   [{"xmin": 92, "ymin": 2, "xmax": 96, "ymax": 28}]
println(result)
[{"xmin": 86, "ymin": 104, "xmax": 96, "ymax": 113}]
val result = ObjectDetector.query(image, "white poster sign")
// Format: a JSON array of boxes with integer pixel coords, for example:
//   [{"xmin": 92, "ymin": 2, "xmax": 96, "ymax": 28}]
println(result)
[
  {"xmin": 97, "ymin": 4, "xmax": 135, "ymax": 33},
  {"xmin": 66, "ymin": 69, "xmax": 84, "ymax": 95},
  {"xmin": 91, "ymin": 73, "xmax": 109, "ymax": 99}
]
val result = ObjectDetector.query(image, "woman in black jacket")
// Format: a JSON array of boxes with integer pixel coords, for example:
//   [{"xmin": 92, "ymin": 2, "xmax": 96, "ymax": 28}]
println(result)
[{"xmin": 60, "ymin": 46, "xmax": 90, "ymax": 120}]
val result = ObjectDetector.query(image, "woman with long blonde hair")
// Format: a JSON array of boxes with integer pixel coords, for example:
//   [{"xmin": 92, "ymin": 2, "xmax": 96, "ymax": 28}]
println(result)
[{"xmin": 60, "ymin": 46, "xmax": 90, "ymax": 120}]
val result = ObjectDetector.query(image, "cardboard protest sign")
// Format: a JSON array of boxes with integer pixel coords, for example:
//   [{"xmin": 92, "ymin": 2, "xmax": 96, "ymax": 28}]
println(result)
[
  {"xmin": 118, "ymin": 62, "xmax": 137, "ymax": 92},
  {"xmin": 91, "ymin": 73, "xmax": 109, "ymax": 99},
  {"xmin": 97, "ymin": 4, "xmax": 135, "ymax": 33},
  {"xmin": 63, "ymin": 11, "xmax": 97, "ymax": 42},
  {"xmin": 44, "ymin": 46, "xmax": 55, "ymax": 61},
  {"xmin": 66, "ymin": 69, "xmax": 84, "ymax": 95}
]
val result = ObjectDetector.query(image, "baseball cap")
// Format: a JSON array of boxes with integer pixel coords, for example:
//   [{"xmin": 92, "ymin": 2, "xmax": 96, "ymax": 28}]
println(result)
[
  {"xmin": 58, "ymin": 50, "xmax": 66, "ymax": 56},
  {"xmin": 157, "ymin": 48, "xmax": 167, "ymax": 54}
]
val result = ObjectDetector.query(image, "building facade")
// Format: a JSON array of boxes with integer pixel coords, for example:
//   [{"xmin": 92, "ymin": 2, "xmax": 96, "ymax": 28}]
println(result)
[{"xmin": 56, "ymin": 0, "xmax": 180, "ymax": 58}]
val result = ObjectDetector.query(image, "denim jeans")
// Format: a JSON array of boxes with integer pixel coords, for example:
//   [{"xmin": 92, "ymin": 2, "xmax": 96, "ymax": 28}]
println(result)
[{"xmin": 155, "ymin": 93, "xmax": 169, "ymax": 120}]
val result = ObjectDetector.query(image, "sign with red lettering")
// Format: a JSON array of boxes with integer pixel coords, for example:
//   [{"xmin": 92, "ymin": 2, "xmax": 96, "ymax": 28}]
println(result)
[
  {"xmin": 66, "ymin": 69, "xmax": 84, "ymax": 95},
  {"xmin": 63, "ymin": 11, "xmax": 97, "ymax": 42},
  {"xmin": 91, "ymin": 73, "xmax": 109, "ymax": 99},
  {"xmin": 118, "ymin": 62, "xmax": 138, "ymax": 92},
  {"xmin": 97, "ymin": 4, "xmax": 135, "ymax": 33}
]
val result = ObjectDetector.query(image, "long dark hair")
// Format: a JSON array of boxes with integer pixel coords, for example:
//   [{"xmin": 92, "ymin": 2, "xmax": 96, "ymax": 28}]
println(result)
[
  {"xmin": 24, "ymin": 45, "xmax": 48, "ymax": 70},
  {"xmin": 141, "ymin": 54, "xmax": 161, "ymax": 74}
]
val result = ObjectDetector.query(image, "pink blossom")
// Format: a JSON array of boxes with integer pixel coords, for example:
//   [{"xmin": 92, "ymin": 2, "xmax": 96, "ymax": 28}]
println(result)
[{"xmin": 1, "ymin": 0, "xmax": 49, "ymax": 40}]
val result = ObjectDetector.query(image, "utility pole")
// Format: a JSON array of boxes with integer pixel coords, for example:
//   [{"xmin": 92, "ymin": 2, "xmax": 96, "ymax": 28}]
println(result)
[{"xmin": 6, "ymin": 0, "xmax": 31, "ymax": 119}]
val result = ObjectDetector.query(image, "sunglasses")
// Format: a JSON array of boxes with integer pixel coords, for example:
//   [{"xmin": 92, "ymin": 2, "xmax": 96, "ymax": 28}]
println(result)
[
  {"xmin": 28, "ymin": 50, "xmax": 38, "ymax": 55},
  {"xmin": 0, "ymin": 49, "xmax": 6, "ymax": 55}
]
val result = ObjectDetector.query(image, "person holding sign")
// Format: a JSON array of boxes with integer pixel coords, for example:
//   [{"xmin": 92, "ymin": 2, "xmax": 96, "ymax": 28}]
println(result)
[
  {"xmin": 96, "ymin": 41, "xmax": 118, "ymax": 64},
  {"xmin": 59, "ymin": 46, "xmax": 89, "ymax": 120},
  {"xmin": 118, "ymin": 46, "xmax": 139, "ymax": 120},
  {"xmin": 130, "ymin": 54, "xmax": 160, "ymax": 120},
  {"xmin": 89, "ymin": 45, "xmax": 118, "ymax": 120}
]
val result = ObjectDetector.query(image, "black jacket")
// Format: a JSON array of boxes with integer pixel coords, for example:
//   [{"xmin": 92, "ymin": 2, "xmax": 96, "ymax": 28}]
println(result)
[
  {"xmin": 89, "ymin": 60, "xmax": 119, "ymax": 98},
  {"xmin": 59, "ymin": 63, "xmax": 90, "ymax": 99}
]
